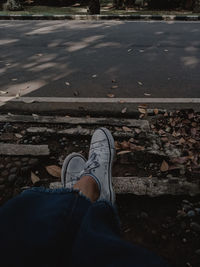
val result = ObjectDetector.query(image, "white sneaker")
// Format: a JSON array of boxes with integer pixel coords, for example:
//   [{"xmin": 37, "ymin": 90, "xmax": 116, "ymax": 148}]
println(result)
[
  {"xmin": 80, "ymin": 128, "xmax": 116, "ymax": 205},
  {"xmin": 61, "ymin": 153, "xmax": 86, "ymax": 188}
]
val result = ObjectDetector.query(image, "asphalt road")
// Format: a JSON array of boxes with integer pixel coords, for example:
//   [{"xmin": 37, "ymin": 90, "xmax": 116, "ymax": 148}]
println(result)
[{"xmin": 0, "ymin": 20, "xmax": 200, "ymax": 98}]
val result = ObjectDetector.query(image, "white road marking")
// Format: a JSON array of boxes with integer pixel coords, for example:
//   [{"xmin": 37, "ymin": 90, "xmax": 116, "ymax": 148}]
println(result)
[{"xmin": 0, "ymin": 97, "xmax": 200, "ymax": 103}]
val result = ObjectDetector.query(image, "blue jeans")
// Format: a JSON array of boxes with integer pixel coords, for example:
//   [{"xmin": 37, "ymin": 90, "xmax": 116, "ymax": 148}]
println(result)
[{"xmin": 0, "ymin": 187, "xmax": 168, "ymax": 267}]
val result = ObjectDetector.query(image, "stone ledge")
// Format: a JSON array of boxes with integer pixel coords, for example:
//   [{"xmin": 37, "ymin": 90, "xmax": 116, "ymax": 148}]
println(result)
[
  {"xmin": 0, "ymin": 14, "xmax": 199, "ymax": 21},
  {"xmin": 50, "ymin": 176, "xmax": 200, "ymax": 196}
]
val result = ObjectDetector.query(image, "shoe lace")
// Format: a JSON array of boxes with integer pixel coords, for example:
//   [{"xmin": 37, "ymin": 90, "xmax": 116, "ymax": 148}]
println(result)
[{"xmin": 83, "ymin": 152, "xmax": 100, "ymax": 173}]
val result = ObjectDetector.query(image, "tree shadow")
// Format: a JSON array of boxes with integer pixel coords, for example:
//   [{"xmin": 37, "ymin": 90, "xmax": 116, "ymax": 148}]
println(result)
[{"xmin": 0, "ymin": 20, "xmax": 200, "ymax": 101}]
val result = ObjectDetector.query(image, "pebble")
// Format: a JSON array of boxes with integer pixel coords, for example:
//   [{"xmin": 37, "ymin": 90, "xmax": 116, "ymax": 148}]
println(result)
[
  {"xmin": 187, "ymin": 210, "xmax": 195, "ymax": 217},
  {"xmin": 181, "ymin": 222, "xmax": 187, "ymax": 230},
  {"xmin": 195, "ymin": 208, "xmax": 200, "ymax": 215},
  {"xmin": 0, "ymin": 184, "xmax": 5, "ymax": 191},
  {"xmin": 8, "ymin": 174, "xmax": 17, "ymax": 183},
  {"xmin": 183, "ymin": 204, "xmax": 192, "ymax": 212},
  {"xmin": 1, "ymin": 170, "xmax": 9, "ymax": 177},
  {"xmin": 29, "ymin": 158, "xmax": 38, "ymax": 165},
  {"xmin": 140, "ymin": 212, "xmax": 148, "ymax": 219},
  {"xmin": 182, "ymin": 199, "xmax": 190, "ymax": 204},
  {"xmin": 182, "ymin": 238, "xmax": 187, "ymax": 243},
  {"xmin": 195, "ymin": 249, "xmax": 200, "ymax": 256},
  {"xmin": 190, "ymin": 222, "xmax": 200, "ymax": 233},
  {"xmin": 166, "ymin": 174, "xmax": 173, "ymax": 179},
  {"xmin": 10, "ymin": 167, "xmax": 18, "ymax": 174},
  {"xmin": 21, "ymin": 166, "xmax": 29, "ymax": 173},
  {"xmin": 15, "ymin": 161, "xmax": 21, "ymax": 167},
  {"xmin": 6, "ymin": 163, "xmax": 12, "ymax": 168},
  {"xmin": 22, "ymin": 157, "xmax": 29, "ymax": 162},
  {"xmin": 177, "ymin": 210, "xmax": 186, "ymax": 218}
]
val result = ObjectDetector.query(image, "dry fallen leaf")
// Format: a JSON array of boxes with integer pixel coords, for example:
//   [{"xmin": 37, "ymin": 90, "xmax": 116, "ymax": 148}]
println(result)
[
  {"xmin": 107, "ymin": 94, "xmax": 115, "ymax": 98},
  {"xmin": 92, "ymin": 74, "xmax": 97, "ymax": 78},
  {"xmin": 115, "ymin": 126, "xmax": 121, "ymax": 131},
  {"xmin": 122, "ymin": 126, "xmax": 132, "ymax": 132},
  {"xmin": 15, "ymin": 133, "xmax": 22, "ymax": 139},
  {"xmin": 117, "ymin": 150, "xmax": 131, "ymax": 155},
  {"xmin": 144, "ymin": 93, "xmax": 151, "ymax": 96},
  {"xmin": 121, "ymin": 107, "xmax": 127, "ymax": 114},
  {"xmin": 114, "ymin": 141, "xmax": 121, "ymax": 150},
  {"xmin": 36, "ymin": 53, "xmax": 43, "ymax": 57},
  {"xmin": 154, "ymin": 108, "xmax": 159, "ymax": 115},
  {"xmin": 32, "ymin": 113, "xmax": 39, "ymax": 118},
  {"xmin": 138, "ymin": 104, "xmax": 148, "ymax": 108},
  {"xmin": 160, "ymin": 160, "xmax": 169, "ymax": 172},
  {"xmin": 135, "ymin": 128, "xmax": 141, "ymax": 134},
  {"xmin": 31, "ymin": 172, "xmax": 40, "ymax": 184},
  {"xmin": 139, "ymin": 50, "xmax": 144, "ymax": 53},
  {"xmin": 188, "ymin": 138, "xmax": 196, "ymax": 144},
  {"xmin": 171, "ymin": 157, "xmax": 189, "ymax": 164},
  {"xmin": 111, "ymin": 85, "xmax": 118, "ymax": 89},
  {"xmin": 73, "ymin": 91, "xmax": 79, "ymax": 97},
  {"xmin": 188, "ymin": 113, "xmax": 194, "ymax": 119},
  {"xmin": 16, "ymin": 91, "xmax": 21, "ymax": 98},
  {"xmin": 128, "ymin": 49, "xmax": 132, "ymax": 52},
  {"xmin": 130, "ymin": 144, "xmax": 145, "ymax": 151},
  {"xmin": 65, "ymin": 82, "xmax": 70, "ymax": 86},
  {"xmin": 191, "ymin": 128, "xmax": 197, "ymax": 136},
  {"xmin": 137, "ymin": 81, "xmax": 143, "ymax": 86},
  {"xmin": 120, "ymin": 141, "xmax": 130, "ymax": 150},
  {"xmin": 0, "ymin": 90, "xmax": 8, "ymax": 95},
  {"xmin": 45, "ymin": 165, "xmax": 61, "ymax": 178},
  {"xmin": 179, "ymin": 137, "xmax": 186, "ymax": 144},
  {"xmin": 11, "ymin": 78, "xmax": 18, "ymax": 81},
  {"xmin": 138, "ymin": 108, "xmax": 146, "ymax": 114},
  {"xmin": 139, "ymin": 114, "xmax": 145, "ymax": 119}
]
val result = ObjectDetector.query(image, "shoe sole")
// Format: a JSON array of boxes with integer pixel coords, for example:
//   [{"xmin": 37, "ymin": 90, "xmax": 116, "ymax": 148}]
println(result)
[
  {"xmin": 61, "ymin": 153, "xmax": 86, "ymax": 187},
  {"xmin": 98, "ymin": 127, "xmax": 116, "ymax": 204}
]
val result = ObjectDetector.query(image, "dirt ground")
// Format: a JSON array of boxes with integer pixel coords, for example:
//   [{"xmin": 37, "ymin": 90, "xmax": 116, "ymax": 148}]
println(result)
[{"xmin": 0, "ymin": 110, "xmax": 200, "ymax": 266}]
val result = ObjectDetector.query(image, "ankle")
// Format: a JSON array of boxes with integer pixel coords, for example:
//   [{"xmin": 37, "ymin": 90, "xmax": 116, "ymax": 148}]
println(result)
[{"xmin": 73, "ymin": 175, "xmax": 100, "ymax": 202}]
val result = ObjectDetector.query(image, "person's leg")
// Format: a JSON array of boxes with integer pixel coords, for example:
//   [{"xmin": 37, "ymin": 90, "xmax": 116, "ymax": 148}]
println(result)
[
  {"xmin": 73, "ymin": 175, "xmax": 99, "ymax": 202},
  {"xmin": 0, "ymin": 153, "xmax": 92, "ymax": 267},
  {"xmin": 72, "ymin": 200, "xmax": 168, "ymax": 267},
  {"xmin": 71, "ymin": 128, "xmax": 169, "ymax": 267}
]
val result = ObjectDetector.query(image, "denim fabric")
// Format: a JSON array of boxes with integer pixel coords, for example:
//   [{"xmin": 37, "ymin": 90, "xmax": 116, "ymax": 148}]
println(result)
[{"xmin": 0, "ymin": 187, "xmax": 168, "ymax": 267}]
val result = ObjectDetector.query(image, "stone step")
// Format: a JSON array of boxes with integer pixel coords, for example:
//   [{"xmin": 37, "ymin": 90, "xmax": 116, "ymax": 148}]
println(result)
[
  {"xmin": 0, "ymin": 144, "xmax": 49, "ymax": 156},
  {"xmin": 50, "ymin": 176, "xmax": 200, "ymax": 197},
  {"xmin": 0, "ymin": 114, "xmax": 149, "ymax": 131}
]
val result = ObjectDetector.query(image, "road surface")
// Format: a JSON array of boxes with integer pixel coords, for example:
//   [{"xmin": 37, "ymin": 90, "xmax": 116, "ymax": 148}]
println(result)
[{"xmin": 0, "ymin": 20, "xmax": 200, "ymax": 98}]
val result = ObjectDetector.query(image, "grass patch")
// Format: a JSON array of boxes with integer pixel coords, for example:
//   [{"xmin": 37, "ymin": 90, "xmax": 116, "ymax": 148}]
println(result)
[{"xmin": 0, "ymin": 5, "xmax": 199, "ymax": 16}]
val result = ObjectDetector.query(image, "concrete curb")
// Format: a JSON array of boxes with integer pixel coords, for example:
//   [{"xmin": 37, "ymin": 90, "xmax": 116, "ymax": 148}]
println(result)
[
  {"xmin": 0, "ymin": 14, "xmax": 200, "ymax": 21},
  {"xmin": 0, "ymin": 97, "xmax": 200, "ymax": 116}
]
